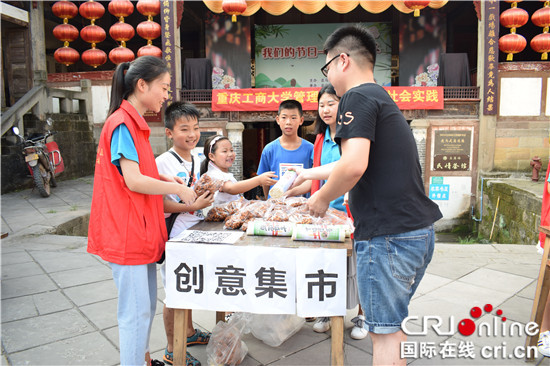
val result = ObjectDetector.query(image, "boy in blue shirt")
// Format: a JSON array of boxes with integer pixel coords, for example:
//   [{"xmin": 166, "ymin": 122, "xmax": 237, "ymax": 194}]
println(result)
[{"xmin": 257, "ymin": 99, "xmax": 314, "ymax": 198}]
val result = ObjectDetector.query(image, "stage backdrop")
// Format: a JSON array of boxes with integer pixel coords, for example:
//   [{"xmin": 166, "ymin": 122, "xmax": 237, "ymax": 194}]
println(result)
[{"xmin": 255, "ymin": 23, "xmax": 391, "ymax": 88}]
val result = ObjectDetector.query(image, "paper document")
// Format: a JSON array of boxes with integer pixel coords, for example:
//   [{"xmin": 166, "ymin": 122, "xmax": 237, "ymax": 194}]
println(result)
[{"xmin": 169, "ymin": 230, "xmax": 244, "ymax": 244}]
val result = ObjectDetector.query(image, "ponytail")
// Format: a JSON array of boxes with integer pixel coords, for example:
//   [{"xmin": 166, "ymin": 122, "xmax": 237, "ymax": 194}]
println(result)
[
  {"xmin": 107, "ymin": 56, "xmax": 169, "ymax": 117},
  {"xmin": 200, "ymin": 135, "xmax": 229, "ymax": 175},
  {"xmin": 108, "ymin": 62, "xmax": 131, "ymax": 116}
]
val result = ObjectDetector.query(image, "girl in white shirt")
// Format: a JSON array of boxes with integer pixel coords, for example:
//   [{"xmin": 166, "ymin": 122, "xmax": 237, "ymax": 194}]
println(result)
[{"xmin": 200, "ymin": 135, "xmax": 277, "ymax": 205}]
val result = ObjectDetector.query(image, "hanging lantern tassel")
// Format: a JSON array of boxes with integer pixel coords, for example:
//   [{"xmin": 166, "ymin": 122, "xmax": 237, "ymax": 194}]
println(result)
[
  {"xmin": 404, "ymin": 0, "xmax": 430, "ymax": 17},
  {"xmin": 222, "ymin": 0, "xmax": 247, "ymax": 22}
]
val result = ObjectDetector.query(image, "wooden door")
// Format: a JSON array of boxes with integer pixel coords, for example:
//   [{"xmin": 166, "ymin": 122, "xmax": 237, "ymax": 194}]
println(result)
[{"xmin": 1, "ymin": 27, "xmax": 32, "ymax": 106}]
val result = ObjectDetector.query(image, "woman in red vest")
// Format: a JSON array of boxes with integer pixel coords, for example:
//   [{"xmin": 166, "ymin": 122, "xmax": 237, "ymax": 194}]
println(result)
[
  {"xmin": 88, "ymin": 56, "xmax": 196, "ymax": 366},
  {"xmin": 286, "ymin": 84, "xmax": 367, "ymax": 340}
]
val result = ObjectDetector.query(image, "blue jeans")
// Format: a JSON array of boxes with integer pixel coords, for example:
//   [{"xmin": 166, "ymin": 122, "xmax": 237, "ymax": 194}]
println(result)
[
  {"xmin": 110, "ymin": 262, "xmax": 157, "ymax": 366},
  {"xmin": 355, "ymin": 225, "xmax": 435, "ymax": 334}
]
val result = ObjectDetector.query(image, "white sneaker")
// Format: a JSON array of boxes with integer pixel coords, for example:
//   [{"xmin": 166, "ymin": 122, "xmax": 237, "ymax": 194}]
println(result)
[
  {"xmin": 313, "ymin": 317, "xmax": 331, "ymax": 333},
  {"xmin": 350, "ymin": 315, "xmax": 368, "ymax": 340},
  {"xmin": 538, "ymin": 330, "xmax": 550, "ymax": 357}
]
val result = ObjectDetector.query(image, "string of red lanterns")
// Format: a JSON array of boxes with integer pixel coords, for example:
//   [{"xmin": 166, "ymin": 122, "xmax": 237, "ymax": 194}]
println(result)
[
  {"xmin": 136, "ymin": 0, "xmax": 162, "ymax": 58},
  {"xmin": 404, "ymin": 0, "xmax": 430, "ymax": 17},
  {"xmin": 222, "ymin": 0, "xmax": 247, "ymax": 22},
  {"xmin": 52, "ymin": 0, "xmax": 80, "ymax": 66},
  {"xmin": 531, "ymin": 1, "xmax": 550, "ymax": 60},
  {"xmin": 108, "ymin": 0, "xmax": 135, "ymax": 65},
  {"xmin": 79, "ymin": 1, "xmax": 107, "ymax": 68},
  {"xmin": 499, "ymin": 1, "xmax": 528, "ymax": 61}
]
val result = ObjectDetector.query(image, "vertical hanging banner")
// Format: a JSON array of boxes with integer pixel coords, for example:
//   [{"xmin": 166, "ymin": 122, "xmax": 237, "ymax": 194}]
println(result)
[
  {"xmin": 483, "ymin": 0, "xmax": 499, "ymax": 115},
  {"xmin": 161, "ymin": 0, "xmax": 176, "ymax": 104}
]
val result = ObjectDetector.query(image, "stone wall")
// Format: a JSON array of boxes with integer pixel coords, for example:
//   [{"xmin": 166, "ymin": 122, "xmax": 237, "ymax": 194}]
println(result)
[
  {"xmin": 478, "ymin": 177, "xmax": 544, "ymax": 245},
  {"xmin": 1, "ymin": 114, "xmax": 96, "ymax": 194}
]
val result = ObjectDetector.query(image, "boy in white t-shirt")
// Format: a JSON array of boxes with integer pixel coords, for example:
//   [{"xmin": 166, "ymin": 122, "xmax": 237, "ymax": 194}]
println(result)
[{"xmin": 156, "ymin": 101, "xmax": 214, "ymax": 366}]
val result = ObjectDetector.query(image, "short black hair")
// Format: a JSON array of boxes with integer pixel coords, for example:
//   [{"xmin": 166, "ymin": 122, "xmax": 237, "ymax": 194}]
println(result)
[
  {"xmin": 323, "ymin": 25, "xmax": 377, "ymax": 67},
  {"xmin": 278, "ymin": 99, "xmax": 303, "ymax": 116},
  {"xmin": 164, "ymin": 101, "xmax": 200, "ymax": 130},
  {"xmin": 314, "ymin": 84, "xmax": 340, "ymax": 136}
]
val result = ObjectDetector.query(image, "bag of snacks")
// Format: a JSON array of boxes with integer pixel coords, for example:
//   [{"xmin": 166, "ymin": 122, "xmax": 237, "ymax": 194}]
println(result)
[
  {"xmin": 206, "ymin": 313, "xmax": 251, "ymax": 366},
  {"xmin": 194, "ymin": 174, "xmax": 224, "ymax": 196},
  {"xmin": 205, "ymin": 204, "xmax": 232, "ymax": 222}
]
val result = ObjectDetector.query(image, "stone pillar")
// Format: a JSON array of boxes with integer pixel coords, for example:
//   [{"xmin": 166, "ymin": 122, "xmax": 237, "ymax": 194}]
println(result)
[
  {"xmin": 30, "ymin": 2, "xmax": 47, "ymax": 80},
  {"xmin": 410, "ymin": 119, "xmax": 430, "ymax": 183},
  {"xmin": 226, "ymin": 122, "xmax": 244, "ymax": 181}
]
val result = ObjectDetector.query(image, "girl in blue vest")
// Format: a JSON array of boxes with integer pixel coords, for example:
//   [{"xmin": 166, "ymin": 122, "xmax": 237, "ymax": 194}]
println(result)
[{"xmin": 88, "ymin": 56, "xmax": 196, "ymax": 366}]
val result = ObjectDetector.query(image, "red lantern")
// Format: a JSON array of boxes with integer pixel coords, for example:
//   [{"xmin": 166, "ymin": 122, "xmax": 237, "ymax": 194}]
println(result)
[
  {"xmin": 137, "ymin": 44, "xmax": 162, "ymax": 58},
  {"xmin": 52, "ymin": 1, "xmax": 79, "ymax": 67},
  {"xmin": 404, "ymin": 0, "xmax": 430, "ymax": 17},
  {"xmin": 136, "ymin": 0, "xmax": 161, "ymax": 59},
  {"xmin": 499, "ymin": 33, "xmax": 527, "ymax": 61},
  {"xmin": 79, "ymin": 1, "xmax": 107, "ymax": 68},
  {"xmin": 52, "ymin": 1, "xmax": 78, "ymax": 20},
  {"xmin": 54, "ymin": 46, "xmax": 79, "ymax": 66},
  {"xmin": 79, "ymin": 1, "xmax": 105, "ymax": 22},
  {"xmin": 53, "ymin": 23, "xmax": 79, "ymax": 43},
  {"xmin": 81, "ymin": 25, "xmax": 106, "ymax": 45},
  {"xmin": 500, "ymin": 7, "xmax": 529, "ymax": 33},
  {"xmin": 532, "ymin": 5, "xmax": 550, "ymax": 32},
  {"xmin": 109, "ymin": 22, "xmax": 135, "ymax": 43},
  {"xmin": 136, "ymin": 0, "xmax": 160, "ymax": 17},
  {"xmin": 531, "ymin": 32, "xmax": 550, "ymax": 60},
  {"xmin": 82, "ymin": 48, "xmax": 108, "ymax": 68},
  {"xmin": 109, "ymin": 46, "xmax": 135, "ymax": 65},
  {"xmin": 108, "ymin": 0, "xmax": 134, "ymax": 20},
  {"xmin": 137, "ymin": 21, "xmax": 161, "ymax": 41},
  {"xmin": 222, "ymin": 0, "xmax": 247, "ymax": 22}
]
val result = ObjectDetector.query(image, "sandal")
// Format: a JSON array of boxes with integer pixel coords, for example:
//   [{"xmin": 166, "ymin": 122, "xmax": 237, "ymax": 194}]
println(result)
[
  {"xmin": 163, "ymin": 348, "xmax": 201, "ymax": 366},
  {"xmin": 187, "ymin": 328, "xmax": 211, "ymax": 346}
]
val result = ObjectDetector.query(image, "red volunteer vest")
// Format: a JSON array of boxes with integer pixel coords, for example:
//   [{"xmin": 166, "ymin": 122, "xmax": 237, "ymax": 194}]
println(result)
[{"xmin": 87, "ymin": 100, "xmax": 167, "ymax": 265}]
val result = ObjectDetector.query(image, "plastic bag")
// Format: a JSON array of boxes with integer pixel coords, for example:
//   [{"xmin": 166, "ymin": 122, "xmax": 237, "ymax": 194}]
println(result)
[
  {"xmin": 206, "ymin": 316, "xmax": 250, "ymax": 366},
  {"xmin": 205, "ymin": 204, "xmax": 232, "ymax": 222},
  {"xmin": 249, "ymin": 314, "xmax": 305, "ymax": 347},
  {"xmin": 194, "ymin": 174, "xmax": 224, "ymax": 196}
]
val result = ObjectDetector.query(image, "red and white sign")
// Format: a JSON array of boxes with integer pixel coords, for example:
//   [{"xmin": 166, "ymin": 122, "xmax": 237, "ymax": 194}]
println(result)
[{"xmin": 212, "ymin": 87, "xmax": 444, "ymax": 111}]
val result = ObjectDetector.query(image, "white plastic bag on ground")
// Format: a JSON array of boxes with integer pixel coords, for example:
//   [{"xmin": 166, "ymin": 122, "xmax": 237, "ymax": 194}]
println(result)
[
  {"xmin": 206, "ymin": 313, "xmax": 251, "ymax": 366},
  {"xmin": 249, "ymin": 314, "xmax": 305, "ymax": 347}
]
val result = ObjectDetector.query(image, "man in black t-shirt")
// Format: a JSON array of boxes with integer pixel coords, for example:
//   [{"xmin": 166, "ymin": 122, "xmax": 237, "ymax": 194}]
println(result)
[{"xmin": 306, "ymin": 25, "xmax": 442, "ymax": 365}]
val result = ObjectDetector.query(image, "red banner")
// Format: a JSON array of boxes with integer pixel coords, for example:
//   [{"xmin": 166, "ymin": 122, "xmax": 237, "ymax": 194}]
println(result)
[{"xmin": 212, "ymin": 87, "xmax": 444, "ymax": 111}]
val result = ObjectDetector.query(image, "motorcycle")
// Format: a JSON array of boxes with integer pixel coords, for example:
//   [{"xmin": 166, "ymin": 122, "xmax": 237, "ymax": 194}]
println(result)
[{"xmin": 12, "ymin": 118, "xmax": 64, "ymax": 197}]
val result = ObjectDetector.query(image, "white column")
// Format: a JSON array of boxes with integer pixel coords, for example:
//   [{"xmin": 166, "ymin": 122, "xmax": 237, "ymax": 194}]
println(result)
[{"xmin": 226, "ymin": 122, "xmax": 244, "ymax": 181}]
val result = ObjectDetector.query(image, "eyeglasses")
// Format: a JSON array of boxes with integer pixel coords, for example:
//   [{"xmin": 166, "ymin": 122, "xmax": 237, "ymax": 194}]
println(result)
[{"xmin": 320, "ymin": 53, "xmax": 348, "ymax": 77}]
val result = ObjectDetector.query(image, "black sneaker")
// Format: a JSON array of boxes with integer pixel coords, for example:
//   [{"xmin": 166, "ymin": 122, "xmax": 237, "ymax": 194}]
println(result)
[{"xmin": 151, "ymin": 360, "xmax": 165, "ymax": 366}]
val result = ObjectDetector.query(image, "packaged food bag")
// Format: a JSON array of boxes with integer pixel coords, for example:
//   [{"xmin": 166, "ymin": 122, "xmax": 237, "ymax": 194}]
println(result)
[
  {"xmin": 292, "ymin": 224, "xmax": 346, "ymax": 242},
  {"xmin": 194, "ymin": 174, "xmax": 224, "ymax": 196},
  {"xmin": 206, "ymin": 313, "xmax": 251, "ymax": 366},
  {"xmin": 249, "ymin": 314, "xmax": 305, "ymax": 347},
  {"xmin": 246, "ymin": 220, "xmax": 295, "ymax": 236},
  {"xmin": 269, "ymin": 170, "xmax": 297, "ymax": 198}
]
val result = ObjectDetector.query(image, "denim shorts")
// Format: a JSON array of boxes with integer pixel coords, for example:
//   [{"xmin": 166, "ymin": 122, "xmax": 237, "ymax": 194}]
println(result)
[{"xmin": 355, "ymin": 225, "xmax": 435, "ymax": 334}]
